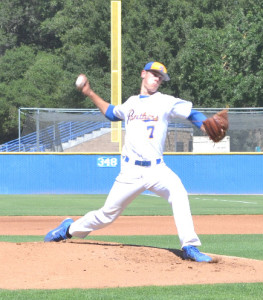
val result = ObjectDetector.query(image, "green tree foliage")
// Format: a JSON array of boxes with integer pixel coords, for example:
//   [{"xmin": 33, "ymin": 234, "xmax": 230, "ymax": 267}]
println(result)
[
  {"xmin": 175, "ymin": 0, "xmax": 263, "ymax": 108},
  {"xmin": 0, "ymin": 0, "xmax": 63, "ymax": 54},
  {"xmin": 0, "ymin": 0, "xmax": 262, "ymax": 143},
  {"xmin": 41, "ymin": 0, "xmax": 111, "ymax": 100},
  {"xmin": 0, "ymin": 46, "xmax": 36, "ymax": 140}
]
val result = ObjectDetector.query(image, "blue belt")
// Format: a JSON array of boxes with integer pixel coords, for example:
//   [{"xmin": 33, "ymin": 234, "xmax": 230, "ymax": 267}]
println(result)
[{"xmin": 123, "ymin": 156, "xmax": 161, "ymax": 167}]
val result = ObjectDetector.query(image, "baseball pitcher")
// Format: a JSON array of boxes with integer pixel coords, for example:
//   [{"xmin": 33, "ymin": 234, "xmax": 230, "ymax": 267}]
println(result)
[{"xmin": 45, "ymin": 62, "xmax": 228, "ymax": 262}]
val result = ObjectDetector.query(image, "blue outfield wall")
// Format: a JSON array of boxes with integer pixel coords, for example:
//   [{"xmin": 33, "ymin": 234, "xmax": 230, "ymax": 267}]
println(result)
[{"xmin": 0, "ymin": 153, "xmax": 262, "ymax": 194}]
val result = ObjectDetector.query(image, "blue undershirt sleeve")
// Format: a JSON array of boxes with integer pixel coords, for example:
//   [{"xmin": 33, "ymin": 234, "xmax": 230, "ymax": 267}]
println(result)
[
  {"xmin": 105, "ymin": 104, "xmax": 122, "ymax": 121},
  {"xmin": 187, "ymin": 109, "xmax": 207, "ymax": 128}
]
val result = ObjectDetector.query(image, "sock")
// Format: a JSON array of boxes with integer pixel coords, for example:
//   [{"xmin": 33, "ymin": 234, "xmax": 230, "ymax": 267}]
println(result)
[{"xmin": 66, "ymin": 226, "xmax": 72, "ymax": 239}]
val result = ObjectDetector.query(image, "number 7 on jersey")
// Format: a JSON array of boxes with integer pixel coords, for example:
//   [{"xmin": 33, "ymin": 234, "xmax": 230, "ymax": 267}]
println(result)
[{"xmin": 147, "ymin": 125, "xmax": 154, "ymax": 138}]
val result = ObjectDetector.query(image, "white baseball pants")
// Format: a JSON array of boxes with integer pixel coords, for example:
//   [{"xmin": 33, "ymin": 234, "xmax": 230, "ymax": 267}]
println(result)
[{"xmin": 69, "ymin": 161, "xmax": 201, "ymax": 248}]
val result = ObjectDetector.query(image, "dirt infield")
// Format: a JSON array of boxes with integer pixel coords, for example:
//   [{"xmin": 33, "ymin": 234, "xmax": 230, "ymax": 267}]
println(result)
[{"xmin": 1, "ymin": 215, "xmax": 263, "ymax": 290}]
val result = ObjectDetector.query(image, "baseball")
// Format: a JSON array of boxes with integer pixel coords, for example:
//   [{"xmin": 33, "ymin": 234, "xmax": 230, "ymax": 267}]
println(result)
[{"xmin": 75, "ymin": 74, "xmax": 86, "ymax": 90}]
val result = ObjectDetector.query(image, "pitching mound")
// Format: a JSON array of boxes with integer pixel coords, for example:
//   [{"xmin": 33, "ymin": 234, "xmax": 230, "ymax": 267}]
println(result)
[
  {"xmin": 1, "ymin": 215, "xmax": 263, "ymax": 290},
  {"xmin": 1, "ymin": 240, "xmax": 263, "ymax": 290}
]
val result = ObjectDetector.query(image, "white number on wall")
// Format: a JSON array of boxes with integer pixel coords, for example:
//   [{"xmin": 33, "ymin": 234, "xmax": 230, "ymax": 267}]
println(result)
[{"xmin": 97, "ymin": 157, "xmax": 118, "ymax": 167}]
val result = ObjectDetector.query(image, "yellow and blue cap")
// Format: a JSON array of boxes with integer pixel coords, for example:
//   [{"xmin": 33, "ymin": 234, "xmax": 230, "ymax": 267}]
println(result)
[{"xmin": 143, "ymin": 61, "xmax": 170, "ymax": 81}]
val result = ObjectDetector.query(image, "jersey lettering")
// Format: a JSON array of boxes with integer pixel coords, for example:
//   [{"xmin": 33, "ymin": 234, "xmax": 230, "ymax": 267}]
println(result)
[{"xmin": 127, "ymin": 109, "xmax": 158, "ymax": 124}]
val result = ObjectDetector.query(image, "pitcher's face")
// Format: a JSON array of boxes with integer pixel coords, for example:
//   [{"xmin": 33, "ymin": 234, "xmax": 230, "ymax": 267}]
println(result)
[{"xmin": 141, "ymin": 70, "xmax": 163, "ymax": 95}]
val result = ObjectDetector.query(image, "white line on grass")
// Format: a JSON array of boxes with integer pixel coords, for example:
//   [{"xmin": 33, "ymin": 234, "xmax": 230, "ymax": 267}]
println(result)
[
  {"xmin": 143, "ymin": 193, "xmax": 160, "ymax": 197},
  {"xmin": 144, "ymin": 194, "xmax": 258, "ymax": 204},
  {"xmin": 194, "ymin": 198, "xmax": 257, "ymax": 204}
]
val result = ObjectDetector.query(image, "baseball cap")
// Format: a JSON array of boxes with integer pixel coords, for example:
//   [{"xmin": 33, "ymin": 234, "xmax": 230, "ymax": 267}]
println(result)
[{"xmin": 143, "ymin": 61, "xmax": 170, "ymax": 81}]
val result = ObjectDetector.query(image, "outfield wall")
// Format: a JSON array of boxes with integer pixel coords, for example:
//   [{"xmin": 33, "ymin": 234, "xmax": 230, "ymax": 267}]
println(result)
[{"xmin": 0, "ymin": 153, "xmax": 262, "ymax": 194}]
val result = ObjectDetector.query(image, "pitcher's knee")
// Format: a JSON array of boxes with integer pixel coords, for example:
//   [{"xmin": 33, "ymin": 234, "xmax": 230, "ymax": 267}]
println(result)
[{"xmin": 98, "ymin": 206, "xmax": 122, "ymax": 225}]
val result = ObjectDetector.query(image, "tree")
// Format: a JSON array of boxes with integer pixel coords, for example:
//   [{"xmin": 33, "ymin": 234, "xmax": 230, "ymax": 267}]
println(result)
[
  {"xmin": 0, "ymin": 0, "xmax": 63, "ymax": 54},
  {"xmin": 41, "ymin": 0, "xmax": 111, "ymax": 102},
  {"xmin": 0, "ymin": 0, "xmax": 263, "ymax": 143}
]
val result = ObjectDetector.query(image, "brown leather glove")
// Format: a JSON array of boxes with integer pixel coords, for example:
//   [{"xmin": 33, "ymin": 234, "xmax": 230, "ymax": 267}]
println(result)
[{"xmin": 202, "ymin": 110, "xmax": 229, "ymax": 142}]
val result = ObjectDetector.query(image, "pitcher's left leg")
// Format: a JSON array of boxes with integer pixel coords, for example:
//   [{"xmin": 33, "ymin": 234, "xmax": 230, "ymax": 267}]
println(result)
[
  {"xmin": 149, "ymin": 165, "xmax": 201, "ymax": 248},
  {"xmin": 164, "ymin": 176, "xmax": 212, "ymax": 262}
]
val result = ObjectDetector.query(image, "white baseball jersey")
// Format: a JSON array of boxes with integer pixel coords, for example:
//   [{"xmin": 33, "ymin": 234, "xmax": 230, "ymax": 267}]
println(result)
[{"xmin": 113, "ymin": 92, "xmax": 192, "ymax": 161}]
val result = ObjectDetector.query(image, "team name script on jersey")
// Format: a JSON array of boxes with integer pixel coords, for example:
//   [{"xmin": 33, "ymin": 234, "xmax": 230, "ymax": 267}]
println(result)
[{"xmin": 127, "ymin": 109, "xmax": 159, "ymax": 123}]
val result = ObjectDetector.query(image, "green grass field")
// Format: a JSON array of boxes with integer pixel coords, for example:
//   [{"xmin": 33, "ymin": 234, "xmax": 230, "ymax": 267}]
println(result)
[
  {"xmin": 1, "ymin": 194, "xmax": 263, "ymax": 299},
  {"xmin": 0, "ymin": 194, "xmax": 262, "ymax": 216}
]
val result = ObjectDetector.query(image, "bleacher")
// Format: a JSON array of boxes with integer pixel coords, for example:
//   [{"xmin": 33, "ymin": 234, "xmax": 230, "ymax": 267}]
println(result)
[
  {"xmin": 2, "ymin": 107, "xmax": 262, "ymax": 152},
  {"xmin": 1, "ymin": 107, "xmax": 195, "ymax": 152},
  {"xmin": 0, "ymin": 110, "xmax": 111, "ymax": 152}
]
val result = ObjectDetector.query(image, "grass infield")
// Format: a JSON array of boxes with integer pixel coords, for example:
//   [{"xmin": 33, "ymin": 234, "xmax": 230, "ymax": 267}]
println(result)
[
  {"xmin": 0, "ymin": 194, "xmax": 262, "ymax": 216},
  {"xmin": 1, "ymin": 283, "xmax": 263, "ymax": 300},
  {"xmin": 0, "ymin": 234, "xmax": 263, "ymax": 260}
]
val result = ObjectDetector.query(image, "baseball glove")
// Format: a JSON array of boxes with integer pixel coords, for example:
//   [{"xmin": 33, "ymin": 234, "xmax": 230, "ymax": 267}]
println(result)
[{"xmin": 202, "ymin": 109, "xmax": 229, "ymax": 142}]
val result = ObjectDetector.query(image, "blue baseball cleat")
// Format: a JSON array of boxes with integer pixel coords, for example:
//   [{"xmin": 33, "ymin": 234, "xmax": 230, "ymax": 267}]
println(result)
[
  {"xmin": 182, "ymin": 245, "xmax": 212, "ymax": 262},
  {"xmin": 44, "ymin": 218, "xmax": 74, "ymax": 242}
]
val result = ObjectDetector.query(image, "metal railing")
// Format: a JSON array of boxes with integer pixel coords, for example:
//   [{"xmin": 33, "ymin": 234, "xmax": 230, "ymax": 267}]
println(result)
[
  {"xmin": 1, "ymin": 107, "xmax": 263, "ymax": 152},
  {"xmin": 0, "ymin": 108, "xmax": 111, "ymax": 152}
]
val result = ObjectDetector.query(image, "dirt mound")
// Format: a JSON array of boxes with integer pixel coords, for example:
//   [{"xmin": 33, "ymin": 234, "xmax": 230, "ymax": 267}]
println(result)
[
  {"xmin": 1, "ymin": 215, "xmax": 263, "ymax": 290},
  {"xmin": 1, "ymin": 240, "xmax": 263, "ymax": 290}
]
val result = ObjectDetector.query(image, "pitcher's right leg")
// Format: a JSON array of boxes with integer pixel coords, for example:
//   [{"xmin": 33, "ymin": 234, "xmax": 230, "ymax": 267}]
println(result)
[{"xmin": 68, "ymin": 180, "xmax": 145, "ymax": 238}]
